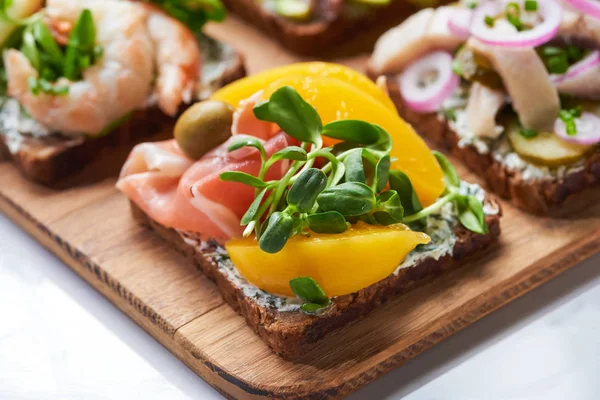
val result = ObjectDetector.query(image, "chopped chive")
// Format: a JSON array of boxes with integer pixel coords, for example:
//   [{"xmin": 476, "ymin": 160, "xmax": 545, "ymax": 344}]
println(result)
[
  {"xmin": 519, "ymin": 128, "xmax": 538, "ymax": 139},
  {"xmin": 484, "ymin": 15, "xmax": 495, "ymax": 27},
  {"xmin": 524, "ymin": 0, "xmax": 537, "ymax": 11},
  {"xmin": 27, "ymin": 76, "xmax": 40, "ymax": 96},
  {"xmin": 506, "ymin": 2, "xmax": 522, "ymax": 30},
  {"xmin": 38, "ymin": 78, "xmax": 53, "ymax": 93},
  {"xmin": 566, "ymin": 46, "xmax": 584, "ymax": 63},
  {"xmin": 442, "ymin": 108, "xmax": 457, "ymax": 122},
  {"xmin": 541, "ymin": 46, "xmax": 565, "ymax": 57},
  {"xmin": 52, "ymin": 85, "xmax": 69, "ymax": 95},
  {"xmin": 565, "ymin": 120, "xmax": 577, "ymax": 136},
  {"xmin": 546, "ymin": 56, "xmax": 570, "ymax": 74},
  {"xmin": 559, "ymin": 107, "xmax": 582, "ymax": 136},
  {"xmin": 451, "ymin": 58, "xmax": 463, "ymax": 76}
]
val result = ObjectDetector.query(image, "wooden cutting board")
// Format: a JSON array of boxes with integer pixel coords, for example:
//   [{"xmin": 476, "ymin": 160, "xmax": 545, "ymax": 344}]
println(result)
[{"xmin": 1, "ymin": 17, "xmax": 599, "ymax": 400}]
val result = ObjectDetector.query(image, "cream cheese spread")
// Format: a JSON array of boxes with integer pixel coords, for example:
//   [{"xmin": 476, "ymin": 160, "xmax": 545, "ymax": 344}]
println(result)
[
  {"xmin": 441, "ymin": 87, "xmax": 589, "ymax": 182},
  {"xmin": 0, "ymin": 98, "xmax": 51, "ymax": 154}
]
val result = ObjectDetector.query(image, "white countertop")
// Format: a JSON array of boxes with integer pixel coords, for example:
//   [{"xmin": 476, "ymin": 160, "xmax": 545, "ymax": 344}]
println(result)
[{"xmin": 1, "ymin": 211, "xmax": 599, "ymax": 400}]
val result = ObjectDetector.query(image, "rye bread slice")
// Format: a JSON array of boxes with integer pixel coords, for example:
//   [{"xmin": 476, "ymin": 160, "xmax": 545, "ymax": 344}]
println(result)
[
  {"xmin": 221, "ymin": 0, "xmax": 439, "ymax": 55},
  {"xmin": 0, "ymin": 38, "xmax": 245, "ymax": 185},
  {"xmin": 130, "ymin": 197, "xmax": 501, "ymax": 359},
  {"xmin": 373, "ymin": 76, "xmax": 600, "ymax": 215}
]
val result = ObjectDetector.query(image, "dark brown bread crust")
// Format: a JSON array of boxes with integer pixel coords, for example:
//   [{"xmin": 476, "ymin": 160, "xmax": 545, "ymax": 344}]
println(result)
[
  {"xmin": 374, "ymin": 76, "xmax": 600, "ymax": 215},
  {"xmin": 222, "ymin": 0, "xmax": 436, "ymax": 55},
  {"xmin": 0, "ymin": 50, "xmax": 245, "ymax": 185},
  {"xmin": 131, "ymin": 200, "xmax": 501, "ymax": 359}
]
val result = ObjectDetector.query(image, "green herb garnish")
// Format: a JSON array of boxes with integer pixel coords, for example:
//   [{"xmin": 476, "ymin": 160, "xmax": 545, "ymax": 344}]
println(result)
[
  {"xmin": 147, "ymin": 0, "xmax": 226, "ymax": 32},
  {"xmin": 442, "ymin": 108, "xmax": 457, "ymax": 122},
  {"xmin": 289, "ymin": 277, "xmax": 331, "ymax": 314},
  {"xmin": 524, "ymin": 0, "xmax": 538, "ymax": 11},
  {"xmin": 519, "ymin": 128, "xmax": 538, "ymax": 139},
  {"xmin": 0, "ymin": 7, "xmax": 104, "ymax": 96},
  {"xmin": 63, "ymin": 10, "xmax": 99, "ymax": 82},
  {"xmin": 403, "ymin": 151, "xmax": 488, "ymax": 235},
  {"xmin": 484, "ymin": 15, "xmax": 495, "ymax": 27},
  {"xmin": 538, "ymin": 45, "xmax": 586, "ymax": 75},
  {"xmin": 220, "ymin": 86, "xmax": 489, "ymax": 255},
  {"xmin": 559, "ymin": 106, "xmax": 582, "ymax": 136},
  {"xmin": 505, "ymin": 2, "xmax": 522, "ymax": 30}
]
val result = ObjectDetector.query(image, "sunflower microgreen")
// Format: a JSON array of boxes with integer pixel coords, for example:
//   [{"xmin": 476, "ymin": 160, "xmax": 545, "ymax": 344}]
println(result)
[{"xmin": 219, "ymin": 88, "xmax": 489, "ymax": 259}]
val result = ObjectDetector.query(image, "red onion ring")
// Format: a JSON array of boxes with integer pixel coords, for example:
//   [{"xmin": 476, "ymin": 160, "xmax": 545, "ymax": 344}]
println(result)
[
  {"xmin": 550, "ymin": 50, "xmax": 600, "ymax": 84},
  {"xmin": 565, "ymin": 0, "xmax": 600, "ymax": 21},
  {"xmin": 555, "ymin": 112, "xmax": 600, "ymax": 145},
  {"xmin": 399, "ymin": 51, "xmax": 460, "ymax": 113},
  {"xmin": 448, "ymin": 8, "xmax": 473, "ymax": 39},
  {"xmin": 471, "ymin": 0, "xmax": 562, "ymax": 47}
]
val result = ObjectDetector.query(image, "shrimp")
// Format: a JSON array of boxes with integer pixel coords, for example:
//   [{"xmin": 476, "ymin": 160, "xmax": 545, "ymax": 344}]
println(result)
[
  {"xmin": 143, "ymin": 4, "xmax": 202, "ymax": 117},
  {"xmin": 4, "ymin": 0, "xmax": 155, "ymax": 136},
  {"xmin": 4, "ymin": 0, "xmax": 203, "ymax": 137}
]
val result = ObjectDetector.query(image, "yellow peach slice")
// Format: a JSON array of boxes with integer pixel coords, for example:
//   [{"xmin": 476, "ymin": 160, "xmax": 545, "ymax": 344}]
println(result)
[
  {"xmin": 226, "ymin": 222, "xmax": 430, "ymax": 297},
  {"xmin": 211, "ymin": 62, "xmax": 396, "ymax": 112}
]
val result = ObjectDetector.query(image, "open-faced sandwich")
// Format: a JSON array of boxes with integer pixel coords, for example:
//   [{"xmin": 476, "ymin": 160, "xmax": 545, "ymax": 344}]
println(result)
[
  {"xmin": 368, "ymin": 0, "xmax": 600, "ymax": 214},
  {"xmin": 222, "ymin": 0, "xmax": 444, "ymax": 55},
  {"xmin": 116, "ymin": 63, "xmax": 502, "ymax": 358},
  {"xmin": 0, "ymin": 0, "xmax": 245, "ymax": 185}
]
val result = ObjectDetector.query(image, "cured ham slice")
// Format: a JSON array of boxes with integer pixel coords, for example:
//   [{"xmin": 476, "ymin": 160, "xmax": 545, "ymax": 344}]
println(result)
[
  {"xmin": 117, "ymin": 133, "xmax": 290, "ymax": 240},
  {"xmin": 232, "ymin": 90, "xmax": 278, "ymax": 139}
]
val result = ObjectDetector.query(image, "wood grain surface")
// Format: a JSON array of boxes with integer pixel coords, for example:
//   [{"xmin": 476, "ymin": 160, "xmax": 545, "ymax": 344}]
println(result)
[{"xmin": 1, "ymin": 17, "xmax": 599, "ymax": 400}]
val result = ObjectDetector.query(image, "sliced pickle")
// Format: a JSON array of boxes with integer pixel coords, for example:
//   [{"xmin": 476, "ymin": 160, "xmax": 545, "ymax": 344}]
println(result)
[
  {"xmin": 454, "ymin": 46, "xmax": 503, "ymax": 90},
  {"xmin": 505, "ymin": 119, "xmax": 594, "ymax": 167},
  {"xmin": 274, "ymin": 0, "xmax": 312, "ymax": 20}
]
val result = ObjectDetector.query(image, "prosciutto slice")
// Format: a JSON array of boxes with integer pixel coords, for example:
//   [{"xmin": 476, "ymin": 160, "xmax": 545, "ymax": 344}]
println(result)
[{"xmin": 117, "ymin": 133, "xmax": 290, "ymax": 241}]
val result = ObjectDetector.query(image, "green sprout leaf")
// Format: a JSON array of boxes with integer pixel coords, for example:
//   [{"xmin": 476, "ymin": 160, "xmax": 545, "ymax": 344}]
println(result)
[
  {"xmin": 259, "ymin": 212, "xmax": 295, "ymax": 254},
  {"xmin": 253, "ymin": 86, "xmax": 323, "ymax": 146},
  {"xmin": 240, "ymin": 187, "xmax": 268, "ymax": 225},
  {"xmin": 388, "ymin": 170, "xmax": 423, "ymax": 216},
  {"xmin": 306, "ymin": 211, "xmax": 348, "ymax": 234},
  {"xmin": 433, "ymin": 151, "xmax": 460, "ymax": 189},
  {"xmin": 220, "ymin": 171, "xmax": 267, "ymax": 188},
  {"xmin": 227, "ymin": 137, "xmax": 267, "ymax": 161},
  {"xmin": 287, "ymin": 168, "xmax": 327, "ymax": 212},
  {"xmin": 289, "ymin": 276, "xmax": 330, "ymax": 313},
  {"xmin": 456, "ymin": 195, "xmax": 488, "ymax": 234},
  {"xmin": 322, "ymin": 120, "xmax": 380, "ymax": 144},
  {"xmin": 366, "ymin": 125, "xmax": 393, "ymax": 157},
  {"xmin": 269, "ymin": 146, "xmax": 307, "ymax": 163},
  {"xmin": 317, "ymin": 182, "xmax": 376, "ymax": 216},
  {"xmin": 377, "ymin": 190, "xmax": 404, "ymax": 221},
  {"xmin": 374, "ymin": 154, "xmax": 390, "ymax": 193},
  {"xmin": 343, "ymin": 149, "xmax": 366, "ymax": 183}
]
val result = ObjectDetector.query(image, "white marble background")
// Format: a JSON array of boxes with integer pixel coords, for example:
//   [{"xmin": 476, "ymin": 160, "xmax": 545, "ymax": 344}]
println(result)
[{"xmin": 1, "ymin": 212, "xmax": 599, "ymax": 400}]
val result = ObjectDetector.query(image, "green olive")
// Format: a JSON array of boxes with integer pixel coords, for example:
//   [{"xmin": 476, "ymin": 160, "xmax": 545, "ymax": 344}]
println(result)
[{"xmin": 174, "ymin": 100, "xmax": 234, "ymax": 160}]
